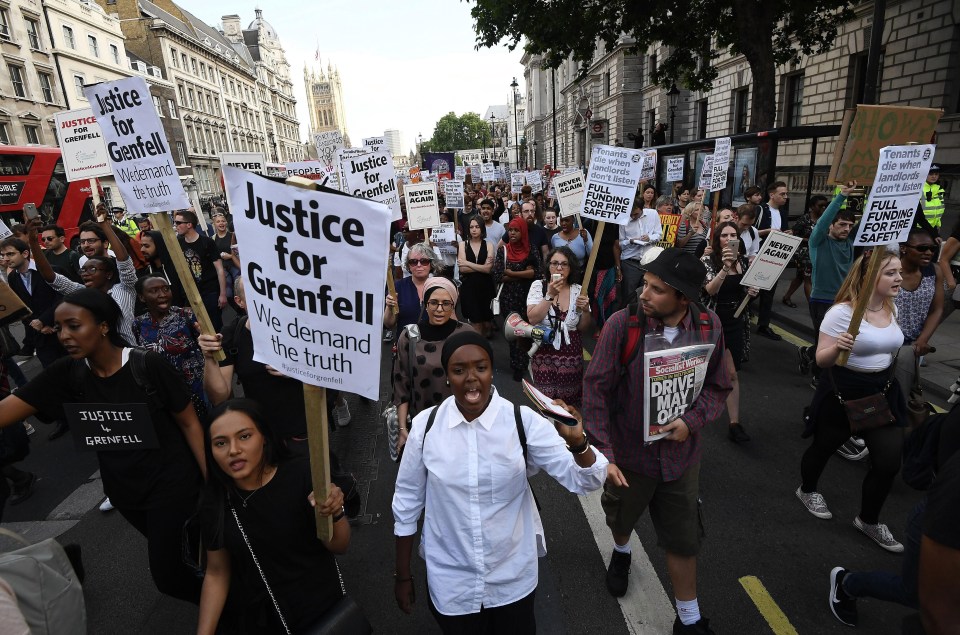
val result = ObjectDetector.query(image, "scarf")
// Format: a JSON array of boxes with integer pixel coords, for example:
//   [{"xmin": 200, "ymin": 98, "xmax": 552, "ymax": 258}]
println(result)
[{"xmin": 505, "ymin": 217, "xmax": 530, "ymax": 263}]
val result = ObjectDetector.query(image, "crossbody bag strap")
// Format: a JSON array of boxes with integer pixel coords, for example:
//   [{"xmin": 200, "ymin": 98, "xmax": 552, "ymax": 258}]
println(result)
[
  {"xmin": 230, "ymin": 503, "xmax": 292, "ymax": 635},
  {"xmin": 405, "ymin": 325, "xmax": 420, "ymax": 416}
]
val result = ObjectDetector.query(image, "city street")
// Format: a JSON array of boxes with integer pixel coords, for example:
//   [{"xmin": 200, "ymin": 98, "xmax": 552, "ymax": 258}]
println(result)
[{"xmin": 0, "ymin": 300, "xmax": 942, "ymax": 634}]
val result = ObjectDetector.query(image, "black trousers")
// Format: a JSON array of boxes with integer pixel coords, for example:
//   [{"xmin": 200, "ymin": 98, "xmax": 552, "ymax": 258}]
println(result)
[
  {"xmin": 118, "ymin": 493, "xmax": 203, "ymax": 604},
  {"xmin": 428, "ymin": 589, "xmax": 536, "ymax": 635}
]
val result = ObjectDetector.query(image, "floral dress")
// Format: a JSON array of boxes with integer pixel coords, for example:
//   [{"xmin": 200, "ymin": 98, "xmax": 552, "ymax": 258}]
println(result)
[
  {"xmin": 492, "ymin": 246, "xmax": 542, "ymax": 373},
  {"xmin": 133, "ymin": 306, "xmax": 207, "ymax": 420},
  {"xmin": 527, "ymin": 282, "xmax": 585, "ymax": 407}
]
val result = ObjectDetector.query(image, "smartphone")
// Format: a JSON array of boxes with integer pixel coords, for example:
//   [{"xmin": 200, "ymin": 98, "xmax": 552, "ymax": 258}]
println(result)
[
  {"xmin": 552, "ymin": 273, "xmax": 562, "ymax": 283},
  {"xmin": 23, "ymin": 203, "xmax": 39, "ymax": 220},
  {"xmin": 727, "ymin": 238, "xmax": 740, "ymax": 253}
]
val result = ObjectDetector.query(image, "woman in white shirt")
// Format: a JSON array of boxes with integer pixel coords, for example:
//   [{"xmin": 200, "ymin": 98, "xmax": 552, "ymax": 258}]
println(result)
[
  {"xmin": 525, "ymin": 246, "xmax": 592, "ymax": 407},
  {"xmin": 796, "ymin": 249, "xmax": 907, "ymax": 553},
  {"xmin": 392, "ymin": 331, "xmax": 608, "ymax": 634}
]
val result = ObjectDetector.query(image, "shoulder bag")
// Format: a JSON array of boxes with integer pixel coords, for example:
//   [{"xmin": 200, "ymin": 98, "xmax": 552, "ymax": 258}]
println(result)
[
  {"xmin": 491, "ymin": 246, "xmax": 506, "ymax": 315},
  {"xmin": 829, "ymin": 351, "xmax": 899, "ymax": 434},
  {"xmin": 230, "ymin": 504, "xmax": 371, "ymax": 635},
  {"xmin": 906, "ymin": 355, "xmax": 936, "ymax": 428}
]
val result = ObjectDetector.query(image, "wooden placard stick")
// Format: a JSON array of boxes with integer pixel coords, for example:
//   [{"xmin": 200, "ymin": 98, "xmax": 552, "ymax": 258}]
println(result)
[
  {"xmin": 386, "ymin": 264, "xmax": 399, "ymax": 315},
  {"xmin": 837, "ymin": 246, "xmax": 886, "ymax": 367},
  {"xmin": 283, "ymin": 175, "xmax": 333, "ymax": 541},
  {"xmin": 578, "ymin": 221, "xmax": 605, "ymax": 299},
  {"xmin": 148, "ymin": 212, "xmax": 224, "ymax": 362},
  {"xmin": 89, "ymin": 179, "xmax": 101, "ymax": 206},
  {"xmin": 733, "ymin": 294, "xmax": 751, "ymax": 319}
]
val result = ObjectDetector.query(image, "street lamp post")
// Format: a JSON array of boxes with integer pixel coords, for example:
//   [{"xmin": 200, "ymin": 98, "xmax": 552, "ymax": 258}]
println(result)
[
  {"xmin": 489, "ymin": 113, "xmax": 496, "ymax": 163},
  {"xmin": 532, "ymin": 140, "xmax": 538, "ymax": 169},
  {"xmin": 417, "ymin": 133, "xmax": 423, "ymax": 166},
  {"xmin": 510, "ymin": 77, "xmax": 519, "ymax": 170},
  {"xmin": 668, "ymin": 83, "xmax": 680, "ymax": 144}
]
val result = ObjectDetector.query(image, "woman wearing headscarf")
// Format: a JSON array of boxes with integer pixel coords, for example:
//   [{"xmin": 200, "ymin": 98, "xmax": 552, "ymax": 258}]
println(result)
[
  {"xmin": 492, "ymin": 217, "xmax": 542, "ymax": 381},
  {"xmin": 392, "ymin": 277, "xmax": 473, "ymax": 455},
  {"xmin": 138, "ymin": 230, "xmax": 187, "ymax": 307},
  {"xmin": 392, "ymin": 331, "xmax": 609, "ymax": 634}
]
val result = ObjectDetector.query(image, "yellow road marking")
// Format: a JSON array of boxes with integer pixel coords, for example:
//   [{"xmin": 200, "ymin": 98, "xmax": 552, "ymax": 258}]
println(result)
[
  {"xmin": 739, "ymin": 575, "xmax": 799, "ymax": 635},
  {"xmin": 749, "ymin": 315, "xmax": 813, "ymax": 348}
]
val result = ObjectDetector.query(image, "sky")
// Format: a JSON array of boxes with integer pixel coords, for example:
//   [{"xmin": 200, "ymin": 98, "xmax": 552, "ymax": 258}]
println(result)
[{"xmin": 193, "ymin": 1, "xmax": 526, "ymax": 156}]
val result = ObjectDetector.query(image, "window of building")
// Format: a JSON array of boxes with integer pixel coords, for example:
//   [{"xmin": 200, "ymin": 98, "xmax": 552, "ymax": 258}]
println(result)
[
  {"xmin": 604, "ymin": 71, "xmax": 611, "ymax": 98},
  {"xmin": 846, "ymin": 51, "xmax": 884, "ymax": 108},
  {"xmin": 88, "ymin": 35, "xmax": 99, "ymax": 58},
  {"xmin": 784, "ymin": 73, "xmax": 804, "ymax": 127},
  {"xmin": 110, "ymin": 44, "xmax": 120, "ymax": 65},
  {"xmin": 62, "ymin": 25, "xmax": 76, "ymax": 49},
  {"xmin": 181, "ymin": 53, "xmax": 187, "ymax": 69},
  {"xmin": 24, "ymin": 125, "xmax": 40, "ymax": 144},
  {"xmin": 206, "ymin": 94, "xmax": 213, "ymax": 114},
  {"xmin": 0, "ymin": 122, "xmax": 9, "ymax": 144},
  {"xmin": 0, "ymin": 9, "xmax": 11, "ymax": 41},
  {"xmin": 647, "ymin": 109, "xmax": 656, "ymax": 138},
  {"xmin": 191, "ymin": 58, "xmax": 197, "ymax": 75},
  {"xmin": 648, "ymin": 54, "xmax": 657, "ymax": 84},
  {"xmin": 696, "ymin": 99, "xmax": 708, "ymax": 140},
  {"xmin": 9, "ymin": 66, "xmax": 26, "ymax": 98},
  {"xmin": 176, "ymin": 141, "xmax": 186, "ymax": 165},
  {"xmin": 199, "ymin": 63, "xmax": 206, "ymax": 80},
  {"xmin": 170, "ymin": 47, "xmax": 178, "ymax": 67},
  {"xmin": 187, "ymin": 88, "xmax": 195, "ymax": 109},
  {"xmin": 25, "ymin": 19, "xmax": 41, "ymax": 49},
  {"xmin": 38, "ymin": 72, "xmax": 54, "ymax": 102},
  {"xmin": 153, "ymin": 95, "xmax": 163, "ymax": 116},
  {"xmin": 73, "ymin": 74, "xmax": 85, "ymax": 98},
  {"xmin": 168, "ymin": 99, "xmax": 178, "ymax": 119},
  {"xmin": 732, "ymin": 88, "xmax": 749, "ymax": 134},
  {"xmin": 177, "ymin": 83, "xmax": 186, "ymax": 106}
]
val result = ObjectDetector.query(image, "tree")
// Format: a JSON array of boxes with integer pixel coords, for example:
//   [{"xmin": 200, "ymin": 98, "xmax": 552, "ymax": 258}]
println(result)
[
  {"xmin": 469, "ymin": 0, "xmax": 854, "ymax": 132},
  {"xmin": 427, "ymin": 112, "xmax": 494, "ymax": 151}
]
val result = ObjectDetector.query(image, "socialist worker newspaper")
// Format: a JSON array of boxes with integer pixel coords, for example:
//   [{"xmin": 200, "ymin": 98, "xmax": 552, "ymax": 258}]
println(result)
[{"xmin": 643, "ymin": 343, "xmax": 715, "ymax": 442}]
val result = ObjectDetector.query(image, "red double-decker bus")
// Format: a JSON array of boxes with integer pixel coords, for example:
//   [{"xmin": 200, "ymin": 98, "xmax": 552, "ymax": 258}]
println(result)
[{"xmin": 0, "ymin": 146, "xmax": 96, "ymax": 247}]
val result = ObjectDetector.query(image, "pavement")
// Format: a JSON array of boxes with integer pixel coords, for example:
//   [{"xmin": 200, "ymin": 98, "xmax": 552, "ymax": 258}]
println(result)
[{"xmin": 0, "ymin": 299, "xmax": 950, "ymax": 634}]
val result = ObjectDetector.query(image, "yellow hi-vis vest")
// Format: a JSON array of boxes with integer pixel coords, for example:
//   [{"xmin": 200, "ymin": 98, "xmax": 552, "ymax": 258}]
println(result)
[{"xmin": 922, "ymin": 182, "xmax": 945, "ymax": 228}]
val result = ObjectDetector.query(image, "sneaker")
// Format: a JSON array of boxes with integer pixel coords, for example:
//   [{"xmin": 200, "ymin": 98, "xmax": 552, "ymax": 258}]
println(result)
[
  {"xmin": 829, "ymin": 567, "xmax": 858, "ymax": 626},
  {"xmin": 798, "ymin": 347, "xmax": 811, "ymax": 376},
  {"xmin": 854, "ymin": 517, "xmax": 903, "ymax": 553},
  {"xmin": 99, "ymin": 497, "xmax": 114, "ymax": 512},
  {"xmin": 796, "ymin": 487, "xmax": 833, "ymax": 519},
  {"xmin": 24, "ymin": 422, "xmax": 34, "ymax": 436},
  {"xmin": 606, "ymin": 549, "xmax": 631, "ymax": 597},
  {"xmin": 836, "ymin": 438, "xmax": 869, "ymax": 461},
  {"xmin": 673, "ymin": 616, "xmax": 715, "ymax": 634},
  {"xmin": 334, "ymin": 399, "xmax": 351, "ymax": 427},
  {"xmin": 728, "ymin": 423, "xmax": 751, "ymax": 443}
]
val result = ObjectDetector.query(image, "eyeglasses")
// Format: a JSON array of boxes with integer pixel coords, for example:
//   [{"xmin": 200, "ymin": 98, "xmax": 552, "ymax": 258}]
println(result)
[
  {"xmin": 549, "ymin": 261, "xmax": 569, "ymax": 268},
  {"xmin": 41, "ymin": 236, "xmax": 57, "ymax": 242},
  {"xmin": 80, "ymin": 266, "xmax": 101, "ymax": 274},
  {"xmin": 426, "ymin": 300, "xmax": 454, "ymax": 310},
  {"xmin": 907, "ymin": 244, "xmax": 936, "ymax": 253},
  {"xmin": 408, "ymin": 258, "xmax": 431, "ymax": 267},
  {"xmin": 79, "ymin": 238, "xmax": 102, "ymax": 245},
  {"xmin": 173, "ymin": 220, "xmax": 191, "ymax": 225}
]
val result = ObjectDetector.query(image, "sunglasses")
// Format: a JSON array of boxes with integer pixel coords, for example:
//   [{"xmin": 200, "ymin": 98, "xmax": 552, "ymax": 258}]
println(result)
[
  {"xmin": 41, "ymin": 236, "xmax": 57, "ymax": 242},
  {"xmin": 174, "ymin": 220, "xmax": 191, "ymax": 225},
  {"xmin": 907, "ymin": 244, "xmax": 936, "ymax": 253},
  {"xmin": 408, "ymin": 258, "xmax": 431, "ymax": 267}
]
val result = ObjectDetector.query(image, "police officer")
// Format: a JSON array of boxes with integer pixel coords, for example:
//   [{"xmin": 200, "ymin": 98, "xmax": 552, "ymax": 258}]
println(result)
[{"xmin": 922, "ymin": 164, "xmax": 946, "ymax": 234}]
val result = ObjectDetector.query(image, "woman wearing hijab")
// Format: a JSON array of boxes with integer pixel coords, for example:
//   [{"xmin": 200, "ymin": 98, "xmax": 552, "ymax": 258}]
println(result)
[
  {"xmin": 392, "ymin": 331, "xmax": 609, "ymax": 634},
  {"xmin": 493, "ymin": 217, "xmax": 542, "ymax": 381},
  {"xmin": 392, "ymin": 277, "xmax": 474, "ymax": 455},
  {"xmin": 138, "ymin": 230, "xmax": 187, "ymax": 308}
]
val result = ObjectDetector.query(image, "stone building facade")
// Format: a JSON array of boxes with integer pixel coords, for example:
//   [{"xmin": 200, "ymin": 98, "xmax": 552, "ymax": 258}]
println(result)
[{"xmin": 305, "ymin": 61, "xmax": 349, "ymax": 147}]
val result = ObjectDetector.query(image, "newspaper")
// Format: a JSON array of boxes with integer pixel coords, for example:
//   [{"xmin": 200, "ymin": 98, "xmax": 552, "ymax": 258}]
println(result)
[{"xmin": 643, "ymin": 343, "xmax": 715, "ymax": 442}]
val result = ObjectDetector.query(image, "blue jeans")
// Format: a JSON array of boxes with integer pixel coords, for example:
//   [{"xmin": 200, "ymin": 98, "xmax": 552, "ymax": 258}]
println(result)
[{"xmin": 843, "ymin": 500, "xmax": 924, "ymax": 609}]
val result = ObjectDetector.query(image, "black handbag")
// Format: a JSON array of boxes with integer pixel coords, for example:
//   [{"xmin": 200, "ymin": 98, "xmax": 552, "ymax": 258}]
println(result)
[
  {"xmin": 230, "ymin": 504, "xmax": 371, "ymax": 635},
  {"xmin": 830, "ymin": 367, "xmax": 896, "ymax": 434}
]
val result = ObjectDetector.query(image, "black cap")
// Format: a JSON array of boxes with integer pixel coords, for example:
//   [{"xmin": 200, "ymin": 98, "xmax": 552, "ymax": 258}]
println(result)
[
  {"xmin": 642, "ymin": 249, "xmax": 706, "ymax": 302},
  {"xmin": 929, "ymin": 164, "xmax": 940, "ymax": 172}
]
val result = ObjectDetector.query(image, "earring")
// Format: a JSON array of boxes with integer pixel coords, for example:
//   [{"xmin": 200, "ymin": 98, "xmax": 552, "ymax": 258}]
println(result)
[{"xmin": 445, "ymin": 379, "xmax": 450, "ymax": 386}]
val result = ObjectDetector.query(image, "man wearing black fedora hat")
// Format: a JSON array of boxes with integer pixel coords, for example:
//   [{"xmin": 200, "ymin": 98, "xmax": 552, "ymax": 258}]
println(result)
[{"xmin": 583, "ymin": 248, "xmax": 732, "ymax": 635}]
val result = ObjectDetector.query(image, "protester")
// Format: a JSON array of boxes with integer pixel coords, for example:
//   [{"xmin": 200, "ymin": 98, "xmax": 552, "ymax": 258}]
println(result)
[
  {"xmin": 918, "ymin": 447, "xmax": 960, "ymax": 632},
  {"xmin": 174, "ymin": 210, "xmax": 227, "ymax": 332},
  {"xmin": 493, "ymin": 217, "xmax": 542, "ymax": 381},
  {"xmin": 701, "ymin": 221, "xmax": 758, "ymax": 443},
  {"xmin": 676, "ymin": 202, "xmax": 709, "ymax": 257},
  {"xmin": 920, "ymin": 164, "xmax": 945, "ymax": 235},
  {"xmin": 583, "ymin": 249, "xmax": 731, "ymax": 635},
  {"xmin": 0, "ymin": 288, "xmax": 206, "ymax": 603},
  {"xmin": 392, "ymin": 277, "xmax": 473, "ymax": 454},
  {"xmin": 893, "ymin": 229, "xmax": 943, "ymax": 395},
  {"xmin": 797, "ymin": 249, "xmax": 906, "ymax": 552},
  {"xmin": 521, "ymin": 200, "xmax": 550, "ymax": 259},
  {"xmin": 384, "ymin": 242, "xmax": 441, "ymax": 338},
  {"xmin": 782, "ymin": 195, "xmax": 828, "ymax": 308},
  {"xmin": 138, "ymin": 230, "xmax": 187, "ymax": 307},
  {"xmin": 30, "ymin": 210, "xmax": 137, "ymax": 346},
  {"xmin": 526, "ymin": 246, "xmax": 591, "ymax": 407},
  {"xmin": 735, "ymin": 204, "xmax": 760, "ymax": 262},
  {"xmin": 618, "ymin": 196, "xmax": 662, "ymax": 303},
  {"xmin": 673, "ymin": 184, "xmax": 691, "ymax": 211},
  {"xmin": 75, "ymin": 220, "xmax": 115, "ymax": 267},
  {"xmin": 582, "ymin": 218, "xmax": 621, "ymax": 330},
  {"xmin": 457, "ymin": 217, "xmax": 496, "ymax": 337},
  {"xmin": 753, "ymin": 181, "xmax": 790, "ymax": 341},
  {"xmin": 0, "ymin": 361, "xmax": 34, "ymax": 515},
  {"xmin": 133, "ymin": 276, "xmax": 207, "ymax": 420},
  {"xmin": 640, "ymin": 184, "xmax": 657, "ymax": 210},
  {"xmin": 39, "ymin": 224, "xmax": 81, "ymax": 282},
  {"xmin": 392, "ymin": 330, "xmax": 609, "ymax": 633},
  {"xmin": 197, "ymin": 399, "xmax": 351, "ymax": 635},
  {"xmin": 211, "ymin": 212, "xmax": 240, "ymax": 308},
  {"xmin": 392, "ymin": 228, "xmax": 425, "ymax": 281},
  {"xmin": 479, "ymin": 198, "xmax": 505, "ymax": 247}
]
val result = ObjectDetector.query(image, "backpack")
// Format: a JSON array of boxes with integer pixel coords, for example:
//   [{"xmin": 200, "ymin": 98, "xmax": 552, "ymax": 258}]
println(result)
[
  {"xmin": 901, "ymin": 411, "xmax": 949, "ymax": 491},
  {"xmin": 619, "ymin": 301, "xmax": 715, "ymax": 373},
  {"xmin": 69, "ymin": 348, "xmax": 166, "ymax": 411}
]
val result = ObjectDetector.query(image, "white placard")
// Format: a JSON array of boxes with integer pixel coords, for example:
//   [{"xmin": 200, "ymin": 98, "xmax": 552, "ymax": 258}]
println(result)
[
  {"xmin": 710, "ymin": 137, "xmax": 732, "ymax": 192},
  {"xmin": 443, "ymin": 179, "xmax": 464, "ymax": 209},
  {"xmin": 472, "ymin": 164, "xmax": 484, "ymax": 182},
  {"xmin": 313, "ymin": 131, "xmax": 343, "ymax": 167},
  {"xmin": 698, "ymin": 154, "xmax": 714, "ymax": 191},
  {"xmin": 54, "ymin": 108, "xmax": 113, "ymax": 181},
  {"xmin": 511, "ymin": 172, "xmax": 526, "ymax": 194},
  {"xmin": 552, "ymin": 170, "xmax": 585, "ymax": 218},
  {"xmin": 481, "ymin": 162, "xmax": 495, "ymax": 182},
  {"xmin": 0, "ymin": 219, "xmax": 12, "ymax": 240},
  {"xmin": 362, "ymin": 136, "xmax": 385, "ymax": 153},
  {"xmin": 404, "ymin": 182, "xmax": 440, "ymax": 230},
  {"xmin": 666, "ymin": 157, "xmax": 685, "ymax": 183},
  {"xmin": 430, "ymin": 222, "xmax": 458, "ymax": 258},
  {"xmin": 640, "ymin": 149, "xmax": 657, "ymax": 181},
  {"xmin": 740, "ymin": 230, "xmax": 804, "ymax": 290},
  {"xmin": 83, "ymin": 77, "xmax": 189, "ymax": 212},
  {"xmin": 854, "ymin": 144, "xmax": 937, "ymax": 246},
  {"xmin": 223, "ymin": 167, "xmax": 390, "ymax": 399},
  {"xmin": 581, "ymin": 145, "xmax": 644, "ymax": 225},
  {"xmin": 220, "ymin": 152, "xmax": 267, "ymax": 175},
  {"xmin": 643, "ymin": 344, "xmax": 715, "ymax": 442},
  {"xmin": 454, "ymin": 166, "xmax": 466, "ymax": 180},
  {"xmin": 285, "ymin": 161, "xmax": 330, "ymax": 186},
  {"xmin": 342, "ymin": 151, "xmax": 401, "ymax": 221},
  {"xmin": 526, "ymin": 171, "xmax": 543, "ymax": 194}
]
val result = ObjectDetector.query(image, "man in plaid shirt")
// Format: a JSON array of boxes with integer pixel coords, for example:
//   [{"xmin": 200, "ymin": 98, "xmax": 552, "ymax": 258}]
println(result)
[{"xmin": 583, "ymin": 249, "xmax": 731, "ymax": 635}]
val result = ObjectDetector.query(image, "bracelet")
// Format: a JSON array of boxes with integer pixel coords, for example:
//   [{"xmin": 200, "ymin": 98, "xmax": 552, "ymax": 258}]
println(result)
[
  {"xmin": 576, "ymin": 441, "xmax": 592, "ymax": 455},
  {"xmin": 567, "ymin": 432, "xmax": 589, "ymax": 454},
  {"xmin": 332, "ymin": 507, "xmax": 345, "ymax": 522}
]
